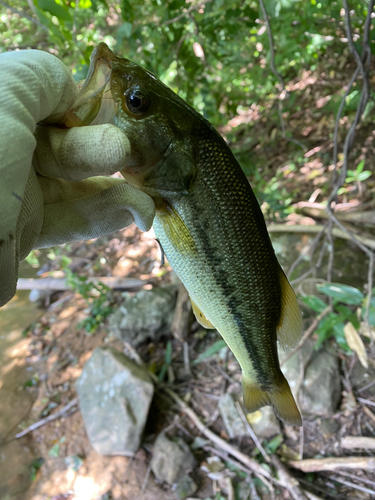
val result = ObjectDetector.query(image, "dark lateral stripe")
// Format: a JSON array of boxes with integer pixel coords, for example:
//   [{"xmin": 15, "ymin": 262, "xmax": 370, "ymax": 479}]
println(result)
[{"xmin": 189, "ymin": 195, "xmax": 273, "ymax": 387}]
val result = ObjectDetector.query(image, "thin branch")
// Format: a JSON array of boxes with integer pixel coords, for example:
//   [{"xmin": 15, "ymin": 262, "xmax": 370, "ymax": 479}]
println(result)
[
  {"xmin": 15, "ymin": 398, "xmax": 78, "ymax": 439},
  {"xmin": 326, "ymin": 475, "xmax": 375, "ymax": 496},
  {"xmin": 259, "ymin": 0, "xmax": 305, "ymax": 150},
  {"xmin": 290, "ymin": 456, "xmax": 375, "ymax": 472},
  {"xmin": 164, "ymin": 387, "xmax": 314, "ymax": 500},
  {"xmin": 235, "ymin": 402, "xmax": 270, "ymax": 463},
  {"xmin": 325, "ymin": 0, "xmax": 375, "ymax": 343},
  {"xmin": 268, "ymin": 223, "xmax": 375, "ymax": 250}
]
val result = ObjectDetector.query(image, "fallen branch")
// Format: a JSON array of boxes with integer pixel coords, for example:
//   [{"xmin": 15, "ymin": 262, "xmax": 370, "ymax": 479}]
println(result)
[
  {"xmin": 290, "ymin": 456, "xmax": 375, "ymax": 472},
  {"xmin": 164, "ymin": 387, "xmax": 318, "ymax": 500},
  {"xmin": 267, "ymin": 224, "xmax": 375, "ymax": 250},
  {"xmin": 15, "ymin": 398, "xmax": 78, "ymax": 439},
  {"xmin": 328, "ymin": 475, "xmax": 375, "ymax": 496},
  {"xmin": 163, "ymin": 387, "xmax": 270, "ymax": 479},
  {"xmin": 16, "ymin": 276, "xmax": 150, "ymax": 291},
  {"xmin": 341, "ymin": 436, "xmax": 375, "ymax": 450}
]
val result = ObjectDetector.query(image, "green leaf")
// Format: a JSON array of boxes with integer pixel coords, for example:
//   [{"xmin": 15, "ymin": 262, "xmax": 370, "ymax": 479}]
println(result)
[
  {"xmin": 117, "ymin": 22, "xmax": 132, "ymax": 40},
  {"xmin": 158, "ymin": 363, "xmax": 168, "ymax": 382},
  {"xmin": 317, "ymin": 283, "xmax": 364, "ymax": 305},
  {"xmin": 358, "ymin": 171, "xmax": 371, "ymax": 181},
  {"xmin": 37, "ymin": 0, "xmax": 73, "ymax": 22},
  {"xmin": 265, "ymin": 434, "xmax": 283, "ymax": 453},
  {"xmin": 192, "ymin": 339, "xmax": 227, "ymax": 364},
  {"xmin": 301, "ymin": 295, "xmax": 327, "ymax": 313},
  {"xmin": 165, "ymin": 341, "xmax": 172, "ymax": 365},
  {"xmin": 48, "ymin": 443, "xmax": 60, "ymax": 457},
  {"xmin": 356, "ymin": 159, "xmax": 365, "ymax": 173}
]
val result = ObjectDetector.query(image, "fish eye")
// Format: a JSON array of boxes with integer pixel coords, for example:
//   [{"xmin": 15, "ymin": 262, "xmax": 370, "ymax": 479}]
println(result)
[{"xmin": 124, "ymin": 89, "xmax": 149, "ymax": 115}]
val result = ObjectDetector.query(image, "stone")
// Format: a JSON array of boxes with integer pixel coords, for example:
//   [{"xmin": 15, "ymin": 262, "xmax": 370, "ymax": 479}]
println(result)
[
  {"xmin": 350, "ymin": 361, "xmax": 375, "ymax": 396},
  {"xmin": 173, "ymin": 475, "xmax": 198, "ymax": 499},
  {"xmin": 320, "ymin": 418, "xmax": 339, "ymax": 438},
  {"xmin": 280, "ymin": 342, "xmax": 341, "ymax": 417},
  {"xmin": 247, "ymin": 406, "xmax": 281, "ymax": 438},
  {"xmin": 151, "ymin": 432, "xmax": 197, "ymax": 484},
  {"xmin": 109, "ymin": 286, "xmax": 177, "ymax": 346},
  {"xmin": 218, "ymin": 393, "xmax": 247, "ymax": 439},
  {"xmin": 300, "ymin": 348, "xmax": 341, "ymax": 416},
  {"xmin": 76, "ymin": 347, "xmax": 154, "ymax": 456}
]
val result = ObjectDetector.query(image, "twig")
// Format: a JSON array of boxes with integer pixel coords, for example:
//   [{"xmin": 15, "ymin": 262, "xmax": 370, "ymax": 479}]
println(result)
[
  {"xmin": 203, "ymin": 445, "xmax": 276, "ymax": 491},
  {"xmin": 327, "ymin": 475, "xmax": 375, "ymax": 496},
  {"xmin": 334, "ymin": 469, "xmax": 375, "ymax": 489},
  {"xmin": 363, "ymin": 405, "xmax": 375, "ymax": 424},
  {"xmin": 268, "ymin": 224, "xmax": 375, "ymax": 250},
  {"xmin": 164, "ymin": 387, "xmax": 312, "ymax": 500},
  {"xmin": 16, "ymin": 276, "xmax": 152, "ymax": 291},
  {"xmin": 138, "ymin": 462, "xmax": 152, "ymax": 500},
  {"xmin": 235, "ymin": 402, "xmax": 270, "ymax": 463},
  {"xmin": 281, "ymin": 306, "xmax": 331, "ymax": 366},
  {"xmin": 299, "ymin": 426, "xmax": 304, "ymax": 461},
  {"xmin": 290, "ymin": 456, "xmax": 375, "ymax": 472},
  {"xmin": 271, "ymin": 455, "xmax": 309, "ymax": 500},
  {"xmin": 341, "ymin": 436, "xmax": 375, "ymax": 450},
  {"xmin": 287, "ymin": 225, "xmax": 328, "ymax": 281},
  {"xmin": 259, "ymin": 0, "xmax": 305, "ymax": 150},
  {"xmin": 15, "ymin": 397, "xmax": 78, "ymax": 439},
  {"xmin": 163, "ymin": 387, "xmax": 275, "ymax": 479},
  {"xmin": 357, "ymin": 397, "xmax": 375, "ymax": 408}
]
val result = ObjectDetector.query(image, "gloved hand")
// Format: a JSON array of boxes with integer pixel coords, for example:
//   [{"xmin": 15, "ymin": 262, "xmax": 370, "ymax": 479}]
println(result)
[{"xmin": 0, "ymin": 49, "xmax": 155, "ymax": 307}]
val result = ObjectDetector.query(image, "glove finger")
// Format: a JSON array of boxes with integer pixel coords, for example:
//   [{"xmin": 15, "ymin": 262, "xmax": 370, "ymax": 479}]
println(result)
[
  {"xmin": 34, "ymin": 124, "xmax": 131, "ymax": 180},
  {"xmin": 36, "ymin": 178, "xmax": 155, "ymax": 248}
]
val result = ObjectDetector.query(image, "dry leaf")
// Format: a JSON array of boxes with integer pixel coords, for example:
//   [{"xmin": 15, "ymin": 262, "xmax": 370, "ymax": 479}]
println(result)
[
  {"xmin": 344, "ymin": 322, "xmax": 368, "ymax": 368},
  {"xmin": 359, "ymin": 321, "xmax": 375, "ymax": 340}
]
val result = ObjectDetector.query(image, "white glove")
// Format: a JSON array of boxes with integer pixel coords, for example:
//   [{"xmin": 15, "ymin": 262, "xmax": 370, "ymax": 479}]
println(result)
[{"xmin": 0, "ymin": 49, "xmax": 155, "ymax": 307}]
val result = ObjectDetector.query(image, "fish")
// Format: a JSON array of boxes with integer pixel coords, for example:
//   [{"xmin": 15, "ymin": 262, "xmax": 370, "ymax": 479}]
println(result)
[{"xmin": 65, "ymin": 43, "xmax": 303, "ymax": 426}]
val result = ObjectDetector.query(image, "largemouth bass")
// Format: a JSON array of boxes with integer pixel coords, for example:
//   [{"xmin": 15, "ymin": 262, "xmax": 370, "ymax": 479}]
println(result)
[{"xmin": 66, "ymin": 43, "xmax": 303, "ymax": 426}]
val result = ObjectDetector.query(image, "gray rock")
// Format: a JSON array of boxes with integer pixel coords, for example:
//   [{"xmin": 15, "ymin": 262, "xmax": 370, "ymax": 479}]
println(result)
[
  {"xmin": 280, "ymin": 342, "xmax": 341, "ymax": 417},
  {"xmin": 76, "ymin": 347, "xmax": 154, "ymax": 456},
  {"xmin": 320, "ymin": 418, "xmax": 339, "ymax": 437},
  {"xmin": 300, "ymin": 349, "xmax": 341, "ymax": 416},
  {"xmin": 247, "ymin": 406, "xmax": 281, "ymax": 439},
  {"xmin": 151, "ymin": 432, "xmax": 197, "ymax": 484},
  {"xmin": 279, "ymin": 341, "xmax": 315, "ymax": 398},
  {"xmin": 350, "ymin": 362, "xmax": 375, "ymax": 396},
  {"xmin": 173, "ymin": 475, "xmax": 198, "ymax": 499},
  {"xmin": 109, "ymin": 286, "xmax": 177, "ymax": 346},
  {"xmin": 219, "ymin": 393, "xmax": 247, "ymax": 438}
]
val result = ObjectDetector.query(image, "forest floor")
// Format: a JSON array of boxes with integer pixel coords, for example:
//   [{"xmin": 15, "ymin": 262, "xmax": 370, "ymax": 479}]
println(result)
[{"xmin": 1, "ymin": 59, "xmax": 375, "ymax": 500}]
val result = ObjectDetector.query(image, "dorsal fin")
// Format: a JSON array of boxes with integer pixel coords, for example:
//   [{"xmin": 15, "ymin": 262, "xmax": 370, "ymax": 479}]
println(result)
[
  {"xmin": 190, "ymin": 298, "xmax": 215, "ymax": 329},
  {"xmin": 276, "ymin": 266, "xmax": 302, "ymax": 350}
]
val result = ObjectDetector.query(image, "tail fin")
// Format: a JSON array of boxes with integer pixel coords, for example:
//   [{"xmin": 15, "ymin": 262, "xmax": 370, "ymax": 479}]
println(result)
[{"xmin": 242, "ymin": 374, "xmax": 302, "ymax": 427}]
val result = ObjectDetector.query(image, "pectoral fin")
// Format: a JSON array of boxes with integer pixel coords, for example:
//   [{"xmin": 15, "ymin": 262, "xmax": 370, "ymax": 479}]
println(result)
[
  {"xmin": 242, "ymin": 373, "xmax": 302, "ymax": 426},
  {"xmin": 190, "ymin": 298, "xmax": 215, "ymax": 329},
  {"xmin": 276, "ymin": 265, "xmax": 302, "ymax": 350}
]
